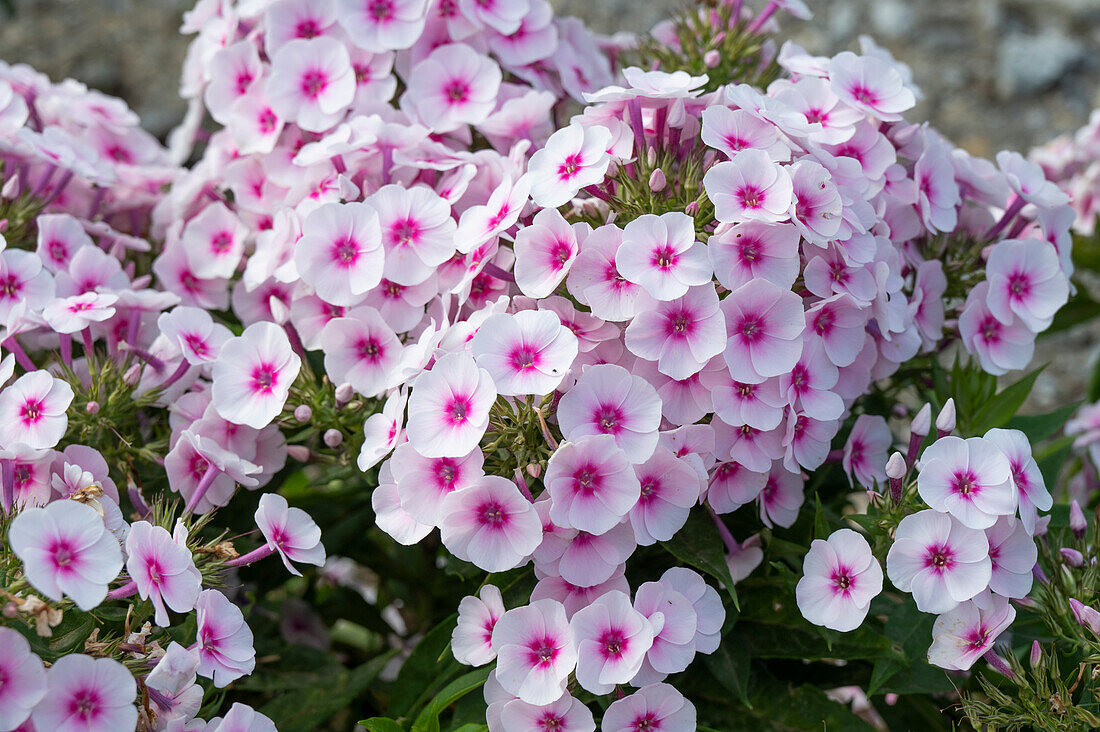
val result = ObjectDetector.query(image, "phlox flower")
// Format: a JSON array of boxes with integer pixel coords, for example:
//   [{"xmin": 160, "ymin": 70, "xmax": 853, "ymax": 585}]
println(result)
[
  {"xmin": 704, "ymin": 148, "xmax": 794, "ymax": 224},
  {"xmin": 0, "ymin": 249, "xmax": 55, "ymax": 322},
  {"xmin": 983, "ymin": 427, "xmax": 1051, "ymax": 535},
  {"xmin": 0, "ymin": 626, "xmax": 46, "ymax": 732},
  {"xmin": 195, "ymin": 588, "xmax": 257, "ymax": 688},
  {"xmin": 958, "ymin": 282, "xmax": 1036, "ymax": 376},
  {"xmin": 843, "ymin": 414, "xmax": 891, "ymax": 489},
  {"xmin": 54, "ymin": 245, "xmax": 127, "ymax": 298},
  {"xmin": 457, "ymin": 0, "xmax": 529, "ymax": 34},
  {"xmin": 336, "ymin": 0, "xmax": 428, "ymax": 52},
  {"xmin": 602, "ymin": 683, "xmax": 696, "ymax": 732},
  {"xmin": 527, "ymin": 123, "xmax": 612, "ymax": 208},
  {"xmin": 440, "ymin": 475, "xmax": 542, "ymax": 572},
  {"xmin": 625, "ymin": 286, "xmax": 725, "ymax": 380},
  {"xmin": 720, "ymin": 279, "xmax": 805, "ymax": 383},
  {"xmin": 207, "ymin": 703, "xmax": 277, "ymax": 732},
  {"xmin": 628, "ymin": 447, "xmax": 702, "ymax": 546},
  {"xmin": 758, "ymin": 463, "xmax": 806, "ymax": 529},
  {"xmin": 204, "ymin": 41, "xmax": 263, "ymax": 122},
  {"xmin": 659, "ymin": 567, "xmax": 724, "ymax": 654},
  {"xmin": 357, "ymin": 388, "xmax": 408, "ymax": 471},
  {"xmin": 366, "ymin": 184, "xmax": 457, "ymax": 286},
  {"xmin": 530, "ymin": 573, "xmax": 632, "ymax": 619},
  {"xmin": 492, "ymin": 599, "xmax": 578, "ymax": 705},
  {"xmin": 789, "ymin": 159, "xmax": 842, "ymax": 245},
  {"xmin": 708, "ymin": 221, "xmax": 801, "ymax": 291},
  {"xmin": 0, "ymin": 370, "xmax": 74, "ymax": 450},
  {"xmin": 471, "ymin": 310, "xmax": 579, "ymax": 396},
  {"xmin": 805, "ymin": 294, "xmax": 868, "ymax": 367},
  {"xmin": 295, "ymin": 201, "xmax": 384, "ymax": 307},
  {"xmin": 985, "ymin": 516, "xmax": 1037, "ymax": 598},
  {"xmin": 153, "ymin": 244, "xmax": 229, "ymax": 311},
  {"xmin": 615, "ymin": 213, "xmax": 711, "ymax": 302},
  {"xmin": 320, "ymin": 310, "xmax": 402, "ymax": 398},
  {"xmin": 567, "ymin": 223, "xmax": 644, "ymax": 321},
  {"xmin": 264, "ymin": 0, "xmax": 338, "ymax": 51},
  {"xmin": 828, "ymin": 51, "xmax": 915, "ymax": 121},
  {"xmin": 914, "ymin": 138, "xmax": 960, "ymax": 234},
  {"xmin": 557, "ymin": 363, "xmax": 662, "ymax": 462},
  {"xmin": 984, "ymin": 238, "xmax": 1069, "ymax": 333},
  {"xmin": 570, "ymin": 590, "xmax": 656, "ymax": 694},
  {"xmin": 35, "ymin": 212, "xmax": 92, "ymax": 273},
  {"xmin": 32, "ymin": 654, "xmax": 136, "ymax": 732},
  {"xmin": 535, "ymin": 521, "xmax": 637, "ymax": 588},
  {"xmin": 180, "ymin": 201, "xmax": 249, "ymax": 280},
  {"xmin": 452, "ymin": 584, "xmax": 505, "ymax": 667},
  {"xmin": 780, "ymin": 336, "xmax": 844, "ymax": 421},
  {"xmin": 372, "ymin": 462, "xmax": 433, "ymax": 546},
  {"xmin": 886, "ymin": 509, "xmax": 992, "ymax": 614},
  {"xmin": 389, "ymin": 442, "xmax": 483, "ymax": 526},
  {"xmin": 700, "ymin": 105, "xmax": 789, "ymax": 161},
  {"xmin": 917, "ymin": 436, "xmax": 1016, "ymax": 529},
  {"xmin": 631, "ymin": 581, "xmax": 698, "ymax": 682},
  {"xmin": 406, "ymin": 351, "xmax": 496, "ymax": 458},
  {"xmin": 499, "ymin": 694, "xmax": 595, "ymax": 732},
  {"xmin": 158, "ymin": 306, "xmax": 233, "ymax": 365},
  {"xmin": 126, "ymin": 521, "xmax": 202, "ymax": 627},
  {"xmin": 912, "ymin": 261, "xmax": 947, "ymax": 349},
  {"xmin": 706, "ymin": 461, "xmax": 768, "ymax": 514},
  {"xmin": 212, "ymin": 321, "xmax": 302, "ymax": 429},
  {"xmin": 927, "ymin": 593, "xmax": 1016, "ymax": 671},
  {"xmin": 268, "ymin": 37, "xmax": 355, "ymax": 132},
  {"xmin": 796, "ymin": 529, "xmax": 883, "ymax": 632},
  {"xmin": 145, "ymin": 641, "xmax": 202, "ymax": 726},
  {"xmin": 703, "ymin": 373, "xmax": 785, "ymax": 431},
  {"xmin": 403, "ymin": 44, "xmax": 501, "ymax": 132},
  {"xmin": 42, "ymin": 291, "xmax": 118, "ymax": 334},
  {"xmin": 455, "ymin": 173, "xmax": 531, "ymax": 254},
  {"xmin": 545, "ymin": 434, "xmax": 640, "ymax": 536},
  {"xmin": 255, "ymin": 493, "xmax": 326, "ymax": 576},
  {"xmin": 996, "ymin": 150, "xmax": 1069, "ymax": 208},
  {"xmin": 8, "ymin": 499, "xmax": 122, "ymax": 611},
  {"xmin": 513, "ymin": 208, "xmax": 581, "ymax": 298},
  {"xmin": 165, "ymin": 429, "xmax": 260, "ymax": 515}
]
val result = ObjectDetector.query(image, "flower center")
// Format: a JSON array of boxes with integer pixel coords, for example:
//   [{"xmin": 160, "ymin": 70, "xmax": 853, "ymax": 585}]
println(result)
[
  {"xmin": 370, "ymin": 0, "xmax": 392, "ymax": 19},
  {"xmin": 600, "ymin": 630, "xmax": 626, "ymax": 658},
  {"xmin": 738, "ymin": 185, "xmax": 763, "ymax": 208},
  {"xmin": 210, "ymin": 231, "xmax": 233, "ymax": 253},
  {"xmin": 479, "ymin": 502, "xmax": 504, "ymax": 526},
  {"xmin": 251, "ymin": 364, "xmax": 278, "ymax": 393},
  {"xmin": 445, "ymin": 80, "xmax": 470, "ymax": 103},
  {"xmin": 300, "ymin": 70, "xmax": 328, "ymax": 99},
  {"xmin": 558, "ymin": 153, "xmax": 582, "ymax": 180},
  {"xmin": 448, "ymin": 397, "xmax": 470, "ymax": 423},
  {"xmin": 333, "ymin": 237, "xmax": 360, "ymax": 265},
  {"xmin": 20, "ymin": 399, "xmax": 43, "ymax": 424}
]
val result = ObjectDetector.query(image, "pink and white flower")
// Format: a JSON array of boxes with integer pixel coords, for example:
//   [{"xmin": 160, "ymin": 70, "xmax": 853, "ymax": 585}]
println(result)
[
  {"xmin": 255, "ymin": 493, "xmax": 326, "ymax": 576},
  {"xmin": 917, "ymin": 436, "xmax": 1016, "ymax": 529},
  {"xmin": 295, "ymin": 201, "xmax": 384, "ymax": 306},
  {"xmin": 8, "ymin": 498, "xmax": 122, "ymax": 610},
  {"xmin": 985, "ymin": 516, "xmax": 1037, "ymax": 598},
  {"xmin": 158, "ymin": 306, "xmax": 233, "ymax": 365},
  {"xmin": 701, "ymin": 105, "xmax": 789, "ymax": 161},
  {"xmin": 35, "ymin": 213, "xmax": 92, "ymax": 273},
  {"xmin": 567, "ymin": 223, "xmax": 644, "ymax": 321},
  {"xmin": 389, "ymin": 442, "xmax": 483, "ymax": 526},
  {"xmin": 796, "ymin": 529, "xmax": 883, "ymax": 632},
  {"xmin": 452, "ymin": 584, "xmax": 505, "ymax": 667},
  {"xmin": 268, "ymin": 37, "xmax": 355, "ymax": 132},
  {"xmin": 336, "ymin": 0, "xmax": 429, "ymax": 52},
  {"xmin": 545, "ymin": 434, "xmax": 641, "ymax": 535},
  {"xmin": 570, "ymin": 590, "xmax": 656, "ymax": 694},
  {"xmin": 0, "ymin": 370, "xmax": 74, "ymax": 450},
  {"xmin": 627, "ymin": 447, "xmax": 702, "ymax": 546},
  {"xmin": 842, "ymin": 414, "xmax": 892, "ymax": 490},
  {"xmin": 402, "ymin": 44, "xmax": 501, "ymax": 132},
  {"xmin": 0, "ymin": 626, "xmax": 46, "ymax": 731},
  {"xmin": 195, "ymin": 588, "xmax": 257, "ymax": 688},
  {"xmin": 126, "ymin": 520, "xmax": 202, "ymax": 627},
  {"xmin": 526, "ymin": 123, "xmax": 612, "ymax": 208},
  {"xmin": 704, "ymin": 148, "xmax": 794, "ymax": 224},
  {"xmin": 983, "ymin": 427, "xmax": 1051, "ymax": 535},
  {"xmin": 984, "ymin": 238, "xmax": 1069, "ymax": 333},
  {"xmin": 708, "ymin": 221, "xmax": 801, "ymax": 291},
  {"xmin": 602, "ymin": 683, "xmax": 697, "ymax": 732},
  {"xmin": 180, "ymin": 201, "xmax": 249, "ymax": 280},
  {"xmin": 406, "ymin": 351, "xmax": 496, "ymax": 458},
  {"xmin": 958, "ymin": 283, "xmax": 1036, "ymax": 376},
  {"xmin": 470, "ymin": 310, "xmax": 579, "ymax": 396},
  {"xmin": 615, "ymin": 213, "xmax": 711, "ymax": 301},
  {"xmin": 828, "ymin": 51, "xmax": 915, "ymax": 121},
  {"xmin": 491, "ymin": 599, "xmax": 578, "ymax": 705},
  {"xmin": 42, "ymin": 291, "xmax": 119, "ymax": 334},
  {"xmin": 720, "ymin": 279, "xmax": 805, "ymax": 383},
  {"xmin": 499, "ymin": 693, "xmax": 595, "ymax": 732},
  {"xmin": 513, "ymin": 208, "xmax": 581, "ymax": 298},
  {"xmin": 927, "ymin": 593, "xmax": 1016, "ymax": 671},
  {"xmin": 624, "ymin": 286, "xmax": 725, "ymax": 380},
  {"xmin": 367, "ymin": 184, "xmax": 457, "ymax": 287},
  {"xmin": 320, "ymin": 310, "xmax": 402, "ymax": 398},
  {"xmin": 212, "ymin": 322, "xmax": 302, "ymax": 429},
  {"xmin": 557, "ymin": 363, "xmax": 662, "ymax": 462},
  {"xmin": 32, "ymin": 654, "xmax": 137, "ymax": 732},
  {"xmin": 886, "ymin": 509, "xmax": 992, "ymax": 614},
  {"xmin": 439, "ymin": 475, "xmax": 542, "ymax": 572}
]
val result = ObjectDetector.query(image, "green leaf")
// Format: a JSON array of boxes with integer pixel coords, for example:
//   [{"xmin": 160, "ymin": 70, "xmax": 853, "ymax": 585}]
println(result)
[
  {"xmin": 967, "ymin": 366, "xmax": 1044, "ymax": 435},
  {"xmin": 702, "ymin": 633, "xmax": 752, "ymax": 708},
  {"xmin": 812, "ymin": 495, "xmax": 830, "ymax": 540},
  {"xmin": 662, "ymin": 508, "xmax": 739, "ymax": 608},
  {"xmin": 360, "ymin": 719, "xmax": 406, "ymax": 732},
  {"xmin": 1036, "ymin": 434, "xmax": 1075, "ymax": 486},
  {"xmin": 868, "ymin": 598, "xmax": 953, "ymax": 696},
  {"xmin": 389, "ymin": 615, "xmax": 460, "ymax": 717},
  {"xmin": 260, "ymin": 651, "xmax": 396, "ymax": 732},
  {"xmin": 411, "ymin": 667, "xmax": 492, "ymax": 732},
  {"xmin": 449, "ymin": 726, "xmax": 489, "ymax": 732},
  {"xmin": 1006, "ymin": 402, "xmax": 1081, "ymax": 444},
  {"xmin": 12, "ymin": 610, "xmax": 96, "ymax": 661}
]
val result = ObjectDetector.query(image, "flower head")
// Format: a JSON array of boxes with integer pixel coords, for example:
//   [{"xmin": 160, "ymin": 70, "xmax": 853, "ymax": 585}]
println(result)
[
  {"xmin": 886, "ymin": 509, "xmax": 992, "ymax": 614},
  {"xmin": 212, "ymin": 322, "xmax": 302, "ymax": 429},
  {"xmin": 928, "ymin": 593, "xmax": 1016, "ymax": 671},
  {"xmin": 196, "ymin": 588, "xmax": 257, "ymax": 688},
  {"xmin": 491, "ymin": 599, "xmax": 578, "ymax": 705},
  {"xmin": 470, "ymin": 310, "xmax": 579, "ymax": 396},
  {"xmin": 570, "ymin": 590, "xmax": 656, "ymax": 694},
  {"xmin": 796, "ymin": 529, "xmax": 883, "ymax": 632},
  {"xmin": 0, "ymin": 370, "xmax": 74, "ymax": 450},
  {"xmin": 0, "ymin": 627, "xmax": 46, "ymax": 732},
  {"xmin": 545, "ymin": 434, "xmax": 641, "ymax": 536},
  {"xmin": 32, "ymin": 654, "xmax": 137, "ymax": 732},
  {"xmin": 406, "ymin": 351, "xmax": 496, "ymax": 458},
  {"xmin": 440, "ymin": 475, "xmax": 542, "ymax": 572},
  {"xmin": 255, "ymin": 493, "xmax": 326, "ymax": 576},
  {"xmin": 126, "ymin": 521, "xmax": 202, "ymax": 627},
  {"xmin": 527, "ymin": 123, "xmax": 612, "ymax": 208}
]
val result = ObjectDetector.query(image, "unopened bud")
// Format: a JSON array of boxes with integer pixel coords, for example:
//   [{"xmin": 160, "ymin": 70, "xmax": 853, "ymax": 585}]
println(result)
[
  {"xmin": 2, "ymin": 601, "xmax": 16, "ymax": 618},
  {"xmin": 1070, "ymin": 500, "xmax": 1087, "ymax": 538},
  {"xmin": 323, "ymin": 429, "xmax": 343, "ymax": 448},
  {"xmin": 703, "ymin": 49, "xmax": 721, "ymax": 68},
  {"xmin": 646, "ymin": 146, "xmax": 657, "ymax": 167},
  {"xmin": 935, "ymin": 398, "xmax": 955, "ymax": 437},
  {"xmin": 287, "ymin": 445, "xmax": 311, "ymax": 462},
  {"xmin": 911, "ymin": 403, "xmax": 932, "ymax": 437},
  {"xmin": 294, "ymin": 405, "xmax": 313, "ymax": 423},
  {"xmin": 335, "ymin": 383, "xmax": 355, "ymax": 406},
  {"xmin": 85, "ymin": 401, "xmax": 100, "ymax": 415},
  {"xmin": 525, "ymin": 463, "xmax": 542, "ymax": 479},
  {"xmin": 2, "ymin": 174, "xmax": 19, "ymax": 199},
  {"xmin": 885, "ymin": 451, "xmax": 906, "ymax": 503},
  {"xmin": 1033, "ymin": 514, "xmax": 1051, "ymax": 538},
  {"xmin": 1070, "ymin": 598, "xmax": 1100, "ymax": 635},
  {"xmin": 1030, "ymin": 640, "xmax": 1042, "ymax": 668},
  {"xmin": 685, "ymin": 201, "xmax": 699, "ymax": 216},
  {"xmin": 1061, "ymin": 548, "xmax": 1085, "ymax": 567},
  {"xmin": 123, "ymin": 363, "xmax": 142, "ymax": 386},
  {"xmin": 648, "ymin": 168, "xmax": 667, "ymax": 192}
]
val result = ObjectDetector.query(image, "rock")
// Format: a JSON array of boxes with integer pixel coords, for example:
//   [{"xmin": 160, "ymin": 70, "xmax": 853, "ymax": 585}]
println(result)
[{"xmin": 997, "ymin": 31, "xmax": 1084, "ymax": 97}]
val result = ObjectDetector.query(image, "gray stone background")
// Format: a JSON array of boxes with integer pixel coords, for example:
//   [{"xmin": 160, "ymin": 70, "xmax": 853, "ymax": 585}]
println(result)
[{"xmin": 1, "ymin": 0, "xmax": 1098, "ymax": 407}]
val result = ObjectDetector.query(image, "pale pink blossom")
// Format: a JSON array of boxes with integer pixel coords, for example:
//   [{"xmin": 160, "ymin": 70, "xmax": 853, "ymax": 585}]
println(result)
[
  {"xmin": 886, "ymin": 509, "xmax": 992, "ymax": 614},
  {"xmin": 843, "ymin": 414, "xmax": 892, "ymax": 489},
  {"xmin": 628, "ymin": 447, "xmax": 702, "ymax": 546},
  {"xmin": 0, "ymin": 626, "xmax": 46, "ymax": 731},
  {"xmin": 0, "ymin": 370, "xmax": 74, "ymax": 450},
  {"xmin": 928, "ymin": 593, "xmax": 1016, "ymax": 671},
  {"xmin": 704, "ymin": 148, "xmax": 794, "ymax": 224},
  {"xmin": 789, "ymin": 159, "xmax": 842, "ymax": 245},
  {"xmin": 268, "ymin": 37, "xmax": 355, "ymax": 132},
  {"xmin": 625, "ymin": 286, "xmax": 725, "ymax": 381},
  {"xmin": 372, "ymin": 464, "xmax": 433, "ymax": 546},
  {"xmin": 526, "ymin": 123, "xmax": 612, "ymax": 208},
  {"xmin": 914, "ymin": 138, "xmax": 960, "ymax": 234},
  {"xmin": 211, "ymin": 322, "xmax": 302, "ymax": 429},
  {"xmin": 492, "ymin": 599, "xmax": 578, "ymax": 705},
  {"xmin": 917, "ymin": 436, "xmax": 1016, "ymax": 530},
  {"xmin": 207, "ymin": 703, "xmax": 277, "ymax": 732},
  {"xmin": 389, "ymin": 442, "xmax": 483, "ymax": 526},
  {"xmin": 513, "ymin": 208, "xmax": 581, "ymax": 298},
  {"xmin": 708, "ymin": 221, "xmax": 800, "ymax": 291},
  {"xmin": 985, "ymin": 516, "xmax": 1037, "ymax": 598},
  {"xmin": 796, "ymin": 529, "xmax": 883, "ymax": 632},
  {"xmin": 357, "ymin": 388, "xmax": 408, "ymax": 471},
  {"xmin": 535, "ymin": 521, "xmax": 636, "ymax": 589},
  {"xmin": 126, "ymin": 521, "xmax": 202, "ymax": 627},
  {"xmin": 958, "ymin": 282, "xmax": 1035, "ymax": 376},
  {"xmin": 557, "ymin": 363, "xmax": 662, "ymax": 462},
  {"xmin": 452, "ymin": 584, "xmax": 505, "ymax": 667},
  {"xmin": 403, "ymin": 44, "xmax": 501, "ymax": 132},
  {"xmin": 602, "ymin": 683, "xmax": 696, "ymax": 732},
  {"xmin": 985, "ymin": 238, "xmax": 1069, "ymax": 333},
  {"xmin": 471, "ymin": 310, "xmax": 579, "ymax": 396},
  {"xmin": 454, "ymin": 173, "xmax": 531, "ymax": 254},
  {"xmin": 255, "ymin": 493, "xmax": 326, "ymax": 575},
  {"xmin": 631, "ymin": 580, "xmax": 698, "ymax": 682},
  {"xmin": 499, "ymin": 693, "xmax": 595, "ymax": 732},
  {"xmin": 805, "ymin": 294, "xmax": 868, "ymax": 367},
  {"xmin": 758, "ymin": 463, "xmax": 806, "ymax": 529},
  {"xmin": 295, "ymin": 201, "xmax": 384, "ymax": 306},
  {"xmin": 707, "ymin": 461, "xmax": 768, "ymax": 514},
  {"xmin": 828, "ymin": 51, "xmax": 915, "ymax": 121},
  {"xmin": 0, "ymin": 249, "xmax": 55, "ymax": 321},
  {"xmin": 320, "ymin": 310, "xmax": 402, "ymax": 398},
  {"xmin": 567, "ymin": 223, "xmax": 643, "ymax": 321},
  {"xmin": 180, "ymin": 201, "xmax": 249, "ymax": 280},
  {"xmin": 570, "ymin": 590, "xmax": 655, "ymax": 694},
  {"xmin": 42, "ymin": 291, "xmax": 118, "ymax": 334},
  {"xmin": 336, "ymin": 0, "xmax": 430, "ymax": 53},
  {"xmin": 158, "ymin": 306, "xmax": 233, "ymax": 365},
  {"xmin": 616, "ymin": 213, "xmax": 711, "ymax": 301},
  {"xmin": 440, "ymin": 475, "xmax": 542, "ymax": 572},
  {"xmin": 659, "ymin": 567, "xmax": 724, "ymax": 654},
  {"xmin": 983, "ymin": 427, "xmax": 1051, "ymax": 535},
  {"xmin": 701, "ymin": 105, "xmax": 789, "ymax": 161},
  {"xmin": 406, "ymin": 351, "xmax": 496, "ymax": 458},
  {"xmin": 32, "ymin": 654, "xmax": 137, "ymax": 732},
  {"xmin": 367, "ymin": 184, "xmax": 457, "ymax": 286},
  {"xmin": 545, "ymin": 434, "xmax": 641, "ymax": 535},
  {"xmin": 720, "ymin": 279, "xmax": 805, "ymax": 383},
  {"xmin": 35, "ymin": 213, "xmax": 92, "ymax": 273}
]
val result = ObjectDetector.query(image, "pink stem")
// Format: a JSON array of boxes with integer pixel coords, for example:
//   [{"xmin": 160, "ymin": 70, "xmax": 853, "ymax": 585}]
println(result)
[
  {"xmin": 2, "ymin": 338, "xmax": 36, "ymax": 371},
  {"xmin": 984, "ymin": 195, "xmax": 1024, "ymax": 240},
  {"xmin": 225, "ymin": 544, "xmax": 275, "ymax": 568},
  {"xmin": 107, "ymin": 580, "xmax": 138, "ymax": 600},
  {"xmin": 185, "ymin": 467, "xmax": 222, "ymax": 515},
  {"xmin": 746, "ymin": 1, "xmax": 778, "ymax": 34}
]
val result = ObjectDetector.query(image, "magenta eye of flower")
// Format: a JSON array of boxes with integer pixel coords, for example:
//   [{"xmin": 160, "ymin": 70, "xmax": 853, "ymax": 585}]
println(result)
[
  {"xmin": 0, "ymin": 276, "xmax": 21, "ymax": 297},
  {"xmin": 600, "ymin": 630, "xmax": 626, "ymax": 658},
  {"xmin": 724, "ymin": 135, "xmax": 747, "ymax": 151},
  {"xmin": 510, "ymin": 347, "xmax": 537, "ymax": 371},
  {"xmin": 530, "ymin": 638, "xmax": 558, "ymax": 665},
  {"xmin": 383, "ymin": 281, "xmax": 403, "ymax": 298},
  {"xmin": 251, "ymin": 364, "xmax": 278, "ymax": 393},
  {"xmin": 738, "ymin": 383, "xmax": 755, "ymax": 398},
  {"xmin": 73, "ymin": 689, "xmax": 100, "ymax": 718},
  {"xmin": 258, "ymin": 108, "xmax": 278, "ymax": 133},
  {"xmin": 740, "ymin": 424, "xmax": 756, "ymax": 437},
  {"xmin": 183, "ymin": 333, "xmax": 209, "ymax": 357},
  {"xmin": 1008, "ymin": 272, "xmax": 1031, "ymax": 298},
  {"xmin": 739, "ymin": 316, "xmax": 762, "ymax": 340},
  {"xmin": 333, "ymin": 237, "xmax": 360, "ymax": 265},
  {"xmin": 652, "ymin": 245, "xmax": 678, "ymax": 269},
  {"xmin": 806, "ymin": 108, "xmax": 826, "ymax": 124},
  {"xmin": 575, "ymin": 468, "xmax": 597, "ymax": 492},
  {"xmin": 296, "ymin": 19, "xmax": 321, "ymax": 38},
  {"xmin": 448, "ymin": 397, "xmax": 470, "ymax": 423},
  {"xmin": 445, "ymin": 80, "xmax": 470, "ymax": 103},
  {"xmin": 437, "ymin": 461, "xmax": 457, "ymax": 485},
  {"xmin": 14, "ymin": 465, "xmax": 32, "ymax": 485},
  {"xmin": 479, "ymin": 502, "xmax": 505, "ymax": 526},
  {"xmin": 558, "ymin": 153, "xmax": 583, "ymax": 180},
  {"xmin": 980, "ymin": 316, "xmax": 1001, "ymax": 342},
  {"xmin": 369, "ymin": 0, "xmax": 393, "ymax": 19},
  {"xmin": 635, "ymin": 715, "xmax": 658, "ymax": 731},
  {"xmin": 670, "ymin": 314, "xmax": 691, "ymax": 334},
  {"xmin": 849, "ymin": 84, "xmax": 879, "ymax": 106},
  {"xmin": 953, "ymin": 471, "xmax": 979, "ymax": 496},
  {"xmin": 737, "ymin": 185, "xmax": 763, "ymax": 208},
  {"xmin": 20, "ymin": 399, "xmax": 43, "ymax": 423},
  {"xmin": 834, "ymin": 573, "xmax": 851, "ymax": 590},
  {"xmin": 390, "ymin": 218, "xmax": 421, "ymax": 246},
  {"xmin": 640, "ymin": 479, "xmax": 658, "ymax": 499},
  {"xmin": 594, "ymin": 405, "xmax": 622, "ymax": 432},
  {"xmin": 814, "ymin": 310, "xmax": 833, "ymax": 334},
  {"xmin": 791, "ymin": 365, "xmax": 808, "ymax": 388},
  {"xmin": 53, "ymin": 543, "xmax": 74, "ymax": 567},
  {"xmin": 550, "ymin": 241, "xmax": 572, "ymax": 268},
  {"xmin": 360, "ymin": 338, "xmax": 382, "ymax": 360},
  {"xmin": 927, "ymin": 546, "xmax": 953, "ymax": 570},
  {"xmin": 48, "ymin": 240, "xmax": 67, "ymax": 261},
  {"xmin": 541, "ymin": 714, "xmax": 565, "ymax": 730},
  {"xmin": 300, "ymin": 70, "xmax": 328, "ymax": 98},
  {"xmin": 739, "ymin": 240, "xmax": 760, "ymax": 262},
  {"xmin": 210, "ymin": 231, "xmax": 233, "ymax": 253}
]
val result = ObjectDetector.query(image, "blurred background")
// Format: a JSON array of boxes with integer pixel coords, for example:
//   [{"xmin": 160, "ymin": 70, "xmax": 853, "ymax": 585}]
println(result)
[{"xmin": 1, "ymin": 0, "xmax": 1097, "ymax": 404}]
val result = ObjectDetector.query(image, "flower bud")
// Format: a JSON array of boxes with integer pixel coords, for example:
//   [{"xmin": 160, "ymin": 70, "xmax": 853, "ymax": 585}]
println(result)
[
  {"xmin": 1, "ymin": 174, "xmax": 19, "ymax": 199},
  {"xmin": 323, "ymin": 429, "xmax": 343, "ymax": 448},
  {"xmin": 935, "ymin": 398, "xmax": 955, "ymax": 437},
  {"xmin": 885, "ymin": 451, "xmax": 906, "ymax": 503},
  {"xmin": 294, "ymin": 405, "xmax": 313, "ymax": 423},
  {"xmin": 703, "ymin": 49, "xmax": 721, "ymax": 68},
  {"xmin": 85, "ymin": 401, "xmax": 100, "ymax": 415},
  {"xmin": 2, "ymin": 601, "xmax": 16, "ymax": 618},
  {"xmin": 910, "ymin": 403, "xmax": 932, "ymax": 437},
  {"xmin": 648, "ymin": 169, "xmax": 667, "ymax": 192},
  {"xmin": 1070, "ymin": 500, "xmax": 1087, "ymax": 538},
  {"xmin": 1030, "ymin": 640, "xmax": 1042, "ymax": 668},
  {"xmin": 1069, "ymin": 598, "xmax": 1100, "ymax": 635},
  {"xmin": 123, "ymin": 363, "xmax": 142, "ymax": 386},
  {"xmin": 1060, "ymin": 548, "xmax": 1085, "ymax": 567},
  {"xmin": 335, "ymin": 383, "xmax": 355, "ymax": 406},
  {"xmin": 287, "ymin": 445, "xmax": 311, "ymax": 462},
  {"xmin": 1033, "ymin": 514, "xmax": 1051, "ymax": 537},
  {"xmin": 684, "ymin": 201, "xmax": 699, "ymax": 216},
  {"xmin": 525, "ymin": 463, "xmax": 542, "ymax": 479},
  {"xmin": 646, "ymin": 146, "xmax": 657, "ymax": 166}
]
